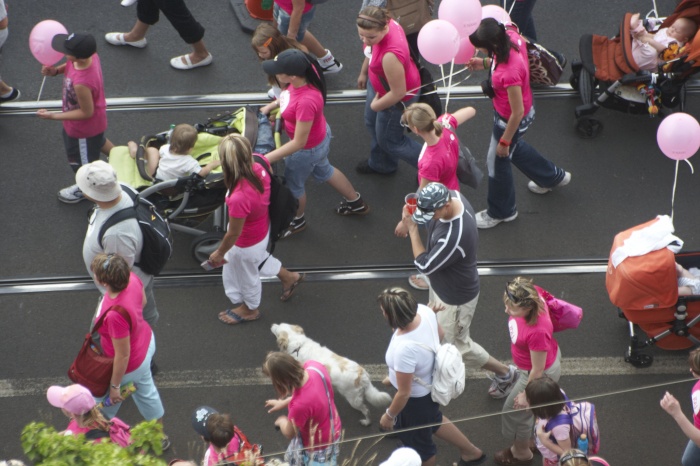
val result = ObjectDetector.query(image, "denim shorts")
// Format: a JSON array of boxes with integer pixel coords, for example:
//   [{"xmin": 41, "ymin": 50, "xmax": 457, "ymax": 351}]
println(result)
[
  {"xmin": 273, "ymin": 3, "xmax": 315, "ymax": 42},
  {"xmin": 284, "ymin": 124, "xmax": 335, "ymax": 198}
]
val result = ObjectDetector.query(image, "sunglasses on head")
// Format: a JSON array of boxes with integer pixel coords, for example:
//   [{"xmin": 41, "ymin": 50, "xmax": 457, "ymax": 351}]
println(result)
[
  {"xmin": 103, "ymin": 254, "xmax": 115, "ymax": 270},
  {"xmin": 505, "ymin": 282, "xmax": 520, "ymax": 303}
]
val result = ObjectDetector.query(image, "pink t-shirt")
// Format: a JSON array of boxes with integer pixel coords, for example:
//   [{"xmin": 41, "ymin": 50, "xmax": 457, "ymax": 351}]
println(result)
[
  {"xmin": 96, "ymin": 273, "xmax": 152, "ymax": 373},
  {"xmin": 225, "ymin": 158, "xmax": 271, "ymax": 248},
  {"xmin": 288, "ymin": 361, "xmax": 342, "ymax": 451},
  {"xmin": 492, "ymin": 30, "xmax": 533, "ymax": 120},
  {"xmin": 692, "ymin": 379, "xmax": 700, "ymax": 429},
  {"xmin": 535, "ymin": 413, "xmax": 572, "ymax": 461},
  {"xmin": 280, "ymin": 83, "xmax": 326, "ymax": 149},
  {"xmin": 417, "ymin": 113, "xmax": 460, "ymax": 190},
  {"xmin": 62, "ymin": 54, "xmax": 108, "ymax": 138},
  {"xmin": 203, "ymin": 436, "xmax": 242, "ymax": 466},
  {"xmin": 368, "ymin": 19, "xmax": 421, "ymax": 101},
  {"xmin": 275, "ymin": 0, "xmax": 312, "ymax": 14},
  {"xmin": 508, "ymin": 299, "xmax": 559, "ymax": 370}
]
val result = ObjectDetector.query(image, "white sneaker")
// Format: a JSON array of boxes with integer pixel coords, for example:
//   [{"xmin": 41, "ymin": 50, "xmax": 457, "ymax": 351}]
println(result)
[
  {"xmin": 475, "ymin": 210, "xmax": 517, "ymax": 229},
  {"xmin": 321, "ymin": 59, "xmax": 343, "ymax": 74},
  {"xmin": 121, "ymin": 0, "xmax": 137, "ymax": 6},
  {"xmin": 58, "ymin": 184, "xmax": 86, "ymax": 204},
  {"xmin": 488, "ymin": 365, "xmax": 520, "ymax": 399},
  {"xmin": 528, "ymin": 171, "xmax": 571, "ymax": 194}
]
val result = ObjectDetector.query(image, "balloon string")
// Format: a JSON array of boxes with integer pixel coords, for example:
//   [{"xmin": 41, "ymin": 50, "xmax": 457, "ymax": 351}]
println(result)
[
  {"xmin": 671, "ymin": 160, "xmax": 679, "ymax": 223},
  {"xmin": 439, "ymin": 64, "xmax": 445, "ymax": 88},
  {"xmin": 505, "ymin": 0, "xmax": 516, "ymax": 16},
  {"xmin": 37, "ymin": 75, "xmax": 47, "ymax": 103},
  {"xmin": 445, "ymin": 59, "xmax": 454, "ymax": 113},
  {"xmin": 684, "ymin": 158, "xmax": 695, "ymax": 174}
]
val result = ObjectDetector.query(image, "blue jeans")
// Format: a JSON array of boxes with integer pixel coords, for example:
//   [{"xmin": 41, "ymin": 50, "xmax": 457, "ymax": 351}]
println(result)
[
  {"xmin": 683, "ymin": 440, "xmax": 700, "ymax": 466},
  {"xmin": 254, "ymin": 111, "xmax": 276, "ymax": 155},
  {"xmin": 284, "ymin": 125, "xmax": 335, "ymax": 198},
  {"xmin": 486, "ymin": 108, "xmax": 565, "ymax": 219},
  {"xmin": 363, "ymin": 81, "xmax": 422, "ymax": 173},
  {"xmin": 505, "ymin": 0, "xmax": 537, "ymax": 41},
  {"xmin": 273, "ymin": 3, "xmax": 315, "ymax": 42}
]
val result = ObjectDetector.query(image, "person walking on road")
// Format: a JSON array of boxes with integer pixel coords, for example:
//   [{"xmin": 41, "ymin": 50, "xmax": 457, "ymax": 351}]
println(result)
[
  {"xmin": 396, "ymin": 182, "xmax": 520, "ymax": 399},
  {"xmin": 104, "ymin": 0, "xmax": 212, "ymax": 70},
  {"xmin": 77, "ymin": 161, "xmax": 160, "ymax": 328},
  {"xmin": 467, "ymin": 19, "xmax": 570, "ymax": 229},
  {"xmin": 0, "ymin": 0, "xmax": 20, "ymax": 105}
]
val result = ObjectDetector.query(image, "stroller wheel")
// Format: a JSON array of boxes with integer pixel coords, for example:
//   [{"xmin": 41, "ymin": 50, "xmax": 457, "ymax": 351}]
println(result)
[
  {"xmin": 575, "ymin": 116, "xmax": 603, "ymax": 139},
  {"xmin": 625, "ymin": 352, "xmax": 653, "ymax": 368},
  {"xmin": 191, "ymin": 231, "xmax": 225, "ymax": 264},
  {"xmin": 578, "ymin": 66, "xmax": 594, "ymax": 104}
]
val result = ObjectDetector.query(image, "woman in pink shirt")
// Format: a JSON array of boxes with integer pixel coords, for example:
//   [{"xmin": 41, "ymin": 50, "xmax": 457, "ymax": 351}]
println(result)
[
  {"xmin": 356, "ymin": 7, "xmax": 422, "ymax": 175},
  {"xmin": 264, "ymin": 352, "xmax": 342, "ymax": 465},
  {"xmin": 261, "ymin": 49, "xmax": 369, "ymax": 238},
  {"xmin": 496, "ymin": 277, "xmax": 562, "ymax": 466},
  {"xmin": 209, "ymin": 134, "xmax": 304, "ymax": 324},
  {"xmin": 467, "ymin": 19, "xmax": 570, "ymax": 230},
  {"xmin": 90, "ymin": 253, "xmax": 168, "ymax": 449}
]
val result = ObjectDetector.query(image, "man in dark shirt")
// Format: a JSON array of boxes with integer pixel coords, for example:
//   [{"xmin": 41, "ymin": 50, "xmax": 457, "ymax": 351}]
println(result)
[{"xmin": 400, "ymin": 183, "xmax": 519, "ymax": 399}]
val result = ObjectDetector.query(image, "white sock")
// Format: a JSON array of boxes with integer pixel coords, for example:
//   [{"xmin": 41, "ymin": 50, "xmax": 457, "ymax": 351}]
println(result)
[
  {"xmin": 318, "ymin": 49, "xmax": 334, "ymax": 65},
  {"xmin": 0, "ymin": 88, "xmax": 13, "ymax": 98}
]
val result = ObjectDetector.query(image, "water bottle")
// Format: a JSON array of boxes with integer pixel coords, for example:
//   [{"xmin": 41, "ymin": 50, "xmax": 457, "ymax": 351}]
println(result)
[
  {"xmin": 166, "ymin": 124, "xmax": 176, "ymax": 142},
  {"xmin": 577, "ymin": 433, "xmax": 589, "ymax": 454},
  {"xmin": 98, "ymin": 382, "xmax": 137, "ymax": 409}
]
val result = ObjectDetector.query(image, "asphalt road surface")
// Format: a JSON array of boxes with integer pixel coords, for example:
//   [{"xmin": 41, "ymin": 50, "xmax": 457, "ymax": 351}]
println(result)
[{"xmin": 2, "ymin": 0, "xmax": 700, "ymax": 465}]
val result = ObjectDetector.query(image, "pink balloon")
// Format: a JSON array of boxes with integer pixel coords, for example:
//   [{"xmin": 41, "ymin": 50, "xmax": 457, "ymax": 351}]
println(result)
[
  {"xmin": 657, "ymin": 113, "xmax": 700, "ymax": 160},
  {"xmin": 438, "ymin": 0, "xmax": 482, "ymax": 37},
  {"xmin": 481, "ymin": 4, "xmax": 511, "ymax": 25},
  {"xmin": 454, "ymin": 37, "xmax": 476, "ymax": 65},
  {"xmin": 29, "ymin": 20, "xmax": 68, "ymax": 66},
  {"xmin": 418, "ymin": 20, "xmax": 461, "ymax": 65}
]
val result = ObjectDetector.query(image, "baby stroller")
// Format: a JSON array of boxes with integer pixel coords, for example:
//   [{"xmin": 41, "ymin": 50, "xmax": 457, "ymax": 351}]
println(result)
[
  {"xmin": 606, "ymin": 217, "xmax": 700, "ymax": 367},
  {"xmin": 109, "ymin": 106, "xmax": 265, "ymax": 264},
  {"xmin": 570, "ymin": 0, "xmax": 700, "ymax": 138}
]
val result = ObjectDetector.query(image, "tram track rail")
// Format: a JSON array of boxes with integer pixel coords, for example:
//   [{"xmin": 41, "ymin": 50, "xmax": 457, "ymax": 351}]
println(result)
[
  {"xmin": 2, "ymin": 81, "xmax": 699, "ymax": 116},
  {"xmin": 0, "ymin": 258, "xmax": 608, "ymax": 295}
]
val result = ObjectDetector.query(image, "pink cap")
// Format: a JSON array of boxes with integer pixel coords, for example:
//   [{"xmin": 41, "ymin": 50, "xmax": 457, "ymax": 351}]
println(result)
[{"xmin": 46, "ymin": 384, "xmax": 96, "ymax": 415}]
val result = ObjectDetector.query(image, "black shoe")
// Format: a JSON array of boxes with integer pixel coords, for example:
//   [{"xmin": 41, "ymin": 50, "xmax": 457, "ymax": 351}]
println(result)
[
  {"xmin": 335, "ymin": 194, "xmax": 370, "ymax": 216},
  {"xmin": 161, "ymin": 435, "xmax": 171, "ymax": 452},
  {"xmin": 0, "ymin": 88, "xmax": 20, "ymax": 104},
  {"xmin": 150, "ymin": 360, "xmax": 160, "ymax": 376},
  {"xmin": 355, "ymin": 160, "xmax": 396, "ymax": 176},
  {"xmin": 280, "ymin": 216, "xmax": 307, "ymax": 239}
]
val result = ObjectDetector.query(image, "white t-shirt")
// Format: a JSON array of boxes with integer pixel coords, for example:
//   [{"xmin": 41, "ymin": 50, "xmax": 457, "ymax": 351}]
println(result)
[
  {"xmin": 385, "ymin": 304, "xmax": 438, "ymax": 398},
  {"xmin": 0, "ymin": 0, "xmax": 7, "ymax": 22},
  {"xmin": 155, "ymin": 144, "xmax": 202, "ymax": 181}
]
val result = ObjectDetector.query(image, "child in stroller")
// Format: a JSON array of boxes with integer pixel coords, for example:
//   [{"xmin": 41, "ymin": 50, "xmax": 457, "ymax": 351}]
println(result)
[
  {"xmin": 630, "ymin": 13, "xmax": 697, "ymax": 70},
  {"xmin": 127, "ymin": 123, "xmax": 221, "ymax": 180}
]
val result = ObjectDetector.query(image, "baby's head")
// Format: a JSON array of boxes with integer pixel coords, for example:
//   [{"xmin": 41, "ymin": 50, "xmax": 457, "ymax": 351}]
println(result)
[
  {"xmin": 668, "ymin": 17, "xmax": 697, "ymax": 43},
  {"xmin": 192, "ymin": 406, "xmax": 234, "ymax": 449},
  {"xmin": 170, "ymin": 124, "xmax": 198, "ymax": 155}
]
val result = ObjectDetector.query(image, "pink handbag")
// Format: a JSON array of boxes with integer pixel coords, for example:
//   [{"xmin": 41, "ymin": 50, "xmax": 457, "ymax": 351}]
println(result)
[{"xmin": 535, "ymin": 285, "xmax": 583, "ymax": 332}]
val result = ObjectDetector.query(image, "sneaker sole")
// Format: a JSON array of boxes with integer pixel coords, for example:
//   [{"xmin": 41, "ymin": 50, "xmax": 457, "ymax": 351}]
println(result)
[
  {"xmin": 322, "ymin": 64, "xmax": 343, "ymax": 74},
  {"xmin": 280, "ymin": 223, "xmax": 307, "ymax": 239},
  {"xmin": 336, "ymin": 206, "xmax": 371, "ymax": 216}
]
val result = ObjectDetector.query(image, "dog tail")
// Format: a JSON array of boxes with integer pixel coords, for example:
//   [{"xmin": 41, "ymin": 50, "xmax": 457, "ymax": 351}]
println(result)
[{"xmin": 364, "ymin": 382, "xmax": 392, "ymax": 407}]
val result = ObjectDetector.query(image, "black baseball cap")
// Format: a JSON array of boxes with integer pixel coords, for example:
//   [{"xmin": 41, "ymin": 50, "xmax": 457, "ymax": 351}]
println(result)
[
  {"xmin": 52, "ymin": 33, "xmax": 96, "ymax": 59},
  {"xmin": 262, "ymin": 49, "xmax": 311, "ymax": 76},
  {"xmin": 191, "ymin": 406, "xmax": 218, "ymax": 440}
]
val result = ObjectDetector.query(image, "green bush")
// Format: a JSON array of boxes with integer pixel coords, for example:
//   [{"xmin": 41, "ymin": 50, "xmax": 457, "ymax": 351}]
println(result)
[{"xmin": 21, "ymin": 420, "xmax": 167, "ymax": 466}]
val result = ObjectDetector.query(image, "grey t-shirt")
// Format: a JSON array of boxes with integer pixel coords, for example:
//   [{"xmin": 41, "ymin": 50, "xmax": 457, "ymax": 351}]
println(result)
[
  {"xmin": 82, "ymin": 187, "xmax": 148, "ymax": 291},
  {"xmin": 413, "ymin": 192, "xmax": 480, "ymax": 305}
]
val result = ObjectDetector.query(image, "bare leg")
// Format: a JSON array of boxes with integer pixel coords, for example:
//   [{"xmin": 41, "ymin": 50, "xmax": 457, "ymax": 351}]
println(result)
[
  {"xmin": 296, "ymin": 193, "xmax": 307, "ymax": 217},
  {"xmin": 325, "ymin": 169, "xmax": 357, "ymax": 200},
  {"xmin": 101, "ymin": 139, "xmax": 115, "ymax": 157},
  {"xmin": 123, "ymin": 20, "xmax": 150, "ymax": 42},
  {"xmin": 0, "ymin": 81, "xmax": 11, "ymax": 95},
  {"xmin": 278, "ymin": 268, "xmax": 302, "ymax": 290},
  {"xmin": 512, "ymin": 439, "xmax": 534, "ymax": 461},
  {"xmin": 433, "ymin": 415, "xmax": 484, "ymax": 462},
  {"xmin": 300, "ymin": 30, "xmax": 326, "ymax": 58},
  {"xmin": 482, "ymin": 356, "xmax": 510, "ymax": 377}
]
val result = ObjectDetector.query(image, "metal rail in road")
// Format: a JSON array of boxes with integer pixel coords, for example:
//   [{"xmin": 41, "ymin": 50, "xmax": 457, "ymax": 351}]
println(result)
[
  {"xmin": 0, "ymin": 258, "xmax": 608, "ymax": 295},
  {"xmin": 3, "ymin": 81, "xmax": 698, "ymax": 116}
]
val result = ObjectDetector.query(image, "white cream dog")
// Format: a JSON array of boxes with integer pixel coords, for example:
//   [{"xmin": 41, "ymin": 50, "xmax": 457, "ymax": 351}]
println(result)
[{"xmin": 271, "ymin": 323, "xmax": 392, "ymax": 426}]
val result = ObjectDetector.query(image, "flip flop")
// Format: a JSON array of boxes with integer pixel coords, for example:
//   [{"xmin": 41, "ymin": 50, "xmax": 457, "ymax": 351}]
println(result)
[
  {"xmin": 408, "ymin": 274, "xmax": 429, "ymax": 290},
  {"xmin": 494, "ymin": 447, "xmax": 533, "ymax": 466},
  {"xmin": 218, "ymin": 308, "xmax": 261, "ymax": 325},
  {"xmin": 280, "ymin": 273, "xmax": 306, "ymax": 302},
  {"xmin": 170, "ymin": 53, "xmax": 213, "ymax": 70},
  {"xmin": 458, "ymin": 453, "xmax": 487, "ymax": 466}
]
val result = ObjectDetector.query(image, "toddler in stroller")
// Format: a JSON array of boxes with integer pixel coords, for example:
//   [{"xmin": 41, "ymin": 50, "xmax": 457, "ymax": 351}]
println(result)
[
  {"xmin": 630, "ymin": 13, "xmax": 697, "ymax": 70},
  {"xmin": 127, "ymin": 123, "xmax": 221, "ymax": 180},
  {"xmin": 606, "ymin": 216, "xmax": 700, "ymax": 367},
  {"xmin": 570, "ymin": 0, "xmax": 700, "ymax": 138}
]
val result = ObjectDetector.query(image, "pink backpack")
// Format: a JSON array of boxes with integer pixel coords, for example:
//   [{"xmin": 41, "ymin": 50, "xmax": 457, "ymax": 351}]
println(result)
[
  {"xmin": 535, "ymin": 285, "xmax": 583, "ymax": 332},
  {"xmin": 85, "ymin": 417, "xmax": 132, "ymax": 447}
]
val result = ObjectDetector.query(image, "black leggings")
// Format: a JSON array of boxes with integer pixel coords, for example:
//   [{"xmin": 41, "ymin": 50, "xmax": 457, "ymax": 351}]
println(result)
[{"xmin": 137, "ymin": 0, "xmax": 205, "ymax": 44}]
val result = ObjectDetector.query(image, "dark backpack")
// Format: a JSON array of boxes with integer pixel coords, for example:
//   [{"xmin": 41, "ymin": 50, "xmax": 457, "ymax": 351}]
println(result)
[
  {"xmin": 253, "ymin": 155, "xmax": 298, "ymax": 255},
  {"xmin": 98, "ymin": 186, "xmax": 174, "ymax": 276}
]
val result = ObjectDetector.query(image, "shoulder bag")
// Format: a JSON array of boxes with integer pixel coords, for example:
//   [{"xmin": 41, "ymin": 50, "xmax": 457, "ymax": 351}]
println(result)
[
  {"xmin": 386, "ymin": 0, "xmax": 433, "ymax": 35},
  {"xmin": 68, "ymin": 305, "xmax": 131, "ymax": 397}
]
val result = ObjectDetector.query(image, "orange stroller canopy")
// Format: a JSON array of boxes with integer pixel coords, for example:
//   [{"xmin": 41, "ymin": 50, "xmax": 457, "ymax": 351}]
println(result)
[{"xmin": 606, "ymin": 218, "xmax": 679, "ymax": 311}]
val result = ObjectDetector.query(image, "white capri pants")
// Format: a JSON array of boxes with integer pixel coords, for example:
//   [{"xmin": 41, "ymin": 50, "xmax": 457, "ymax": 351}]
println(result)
[{"xmin": 222, "ymin": 233, "xmax": 281, "ymax": 309}]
